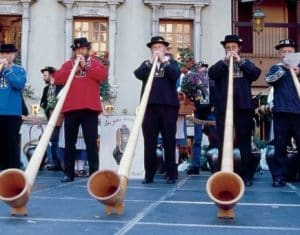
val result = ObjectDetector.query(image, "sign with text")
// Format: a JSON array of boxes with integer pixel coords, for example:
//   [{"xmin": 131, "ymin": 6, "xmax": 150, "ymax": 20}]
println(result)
[{"xmin": 99, "ymin": 115, "xmax": 144, "ymax": 179}]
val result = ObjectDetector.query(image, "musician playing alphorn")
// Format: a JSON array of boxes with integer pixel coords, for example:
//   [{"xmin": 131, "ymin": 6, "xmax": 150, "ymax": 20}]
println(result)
[
  {"xmin": 265, "ymin": 39, "xmax": 300, "ymax": 187},
  {"xmin": 208, "ymin": 35, "xmax": 261, "ymax": 187},
  {"xmin": 134, "ymin": 36, "xmax": 181, "ymax": 184},
  {"xmin": 0, "ymin": 44, "xmax": 26, "ymax": 170},
  {"xmin": 54, "ymin": 37, "xmax": 107, "ymax": 183}
]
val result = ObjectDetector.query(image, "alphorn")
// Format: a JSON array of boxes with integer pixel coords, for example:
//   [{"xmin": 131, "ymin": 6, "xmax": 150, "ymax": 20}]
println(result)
[
  {"xmin": 0, "ymin": 57, "xmax": 80, "ymax": 216},
  {"xmin": 185, "ymin": 115, "xmax": 216, "ymax": 126},
  {"xmin": 206, "ymin": 56, "xmax": 245, "ymax": 219},
  {"xmin": 87, "ymin": 56, "xmax": 159, "ymax": 215},
  {"xmin": 290, "ymin": 68, "xmax": 300, "ymax": 99}
]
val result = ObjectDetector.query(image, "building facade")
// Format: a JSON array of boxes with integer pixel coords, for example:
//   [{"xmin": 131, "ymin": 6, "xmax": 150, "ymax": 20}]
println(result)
[{"xmin": 0, "ymin": 0, "xmax": 231, "ymax": 114}]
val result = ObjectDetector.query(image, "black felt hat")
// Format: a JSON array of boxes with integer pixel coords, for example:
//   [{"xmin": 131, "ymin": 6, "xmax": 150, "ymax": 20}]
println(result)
[
  {"xmin": 41, "ymin": 66, "xmax": 56, "ymax": 74},
  {"xmin": 220, "ymin": 35, "xmax": 243, "ymax": 47},
  {"xmin": 0, "ymin": 44, "xmax": 18, "ymax": 53},
  {"xmin": 275, "ymin": 39, "xmax": 297, "ymax": 50},
  {"xmin": 70, "ymin": 37, "xmax": 91, "ymax": 50},
  {"xmin": 147, "ymin": 36, "xmax": 169, "ymax": 48}
]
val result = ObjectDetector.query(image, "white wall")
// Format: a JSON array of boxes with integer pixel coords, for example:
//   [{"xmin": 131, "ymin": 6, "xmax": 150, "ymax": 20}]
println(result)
[
  {"xmin": 24, "ymin": 0, "xmax": 232, "ymax": 114},
  {"xmin": 27, "ymin": 0, "xmax": 65, "ymax": 99},
  {"xmin": 201, "ymin": 0, "xmax": 232, "ymax": 66},
  {"xmin": 114, "ymin": 1, "xmax": 152, "ymax": 115}
]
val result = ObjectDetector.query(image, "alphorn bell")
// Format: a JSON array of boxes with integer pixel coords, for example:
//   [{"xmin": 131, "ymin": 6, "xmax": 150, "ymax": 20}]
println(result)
[
  {"xmin": 206, "ymin": 56, "xmax": 245, "ymax": 219},
  {"xmin": 87, "ymin": 56, "xmax": 159, "ymax": 215},
  {"xmin": 0, "ymin": 57, "xmax": 81, "ymax": 216},
  {"xmin": 284, "ymin": 52, "xmax": 300, "ymax": 99}
]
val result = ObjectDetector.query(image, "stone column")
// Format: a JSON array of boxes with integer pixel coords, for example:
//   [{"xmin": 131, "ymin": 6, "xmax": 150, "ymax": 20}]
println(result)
[
  {"xmin": 108, "ymin": 3, "xmax": 117, "ymax": 84},
  {"xmin": 151, "ymin": 4, "xmax": 160, "ymax": 36},
  {"xmin": 193, "ymin": 4, "xmax": 203, "ymax": 62},
  {"xmin": 65, "ymin": 1, "xmax": 74, "ymax": 59},
  {"xmin": 21, "ymin": 0, "xmax": 31, "ymax": 70}
]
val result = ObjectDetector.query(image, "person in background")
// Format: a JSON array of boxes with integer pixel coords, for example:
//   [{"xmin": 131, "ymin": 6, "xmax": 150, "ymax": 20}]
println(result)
[
  {"xmin": 181, "ymin": 62, "xmax": 216, "ymax": 175},
  {"xmin": 54, "ymin": 37, "xmax": 107, "ymax": 183},
  {"xmin": 40, "ymin": 66, "xmax": 63, "ymax": 171},
  {"xmin": 0, "ymin": 43, "xmax": 26, "ymax": 170},
  {"xmin": 208, "ymin": 35, "xmax": 261, "ymax": 186},
  {"xmin": 134, "ymin": 36, "xmax": 180, "ymax": 184},
  {"xmin": 264, "ymin": 39, "xmax": 300, "ymax": 187}
]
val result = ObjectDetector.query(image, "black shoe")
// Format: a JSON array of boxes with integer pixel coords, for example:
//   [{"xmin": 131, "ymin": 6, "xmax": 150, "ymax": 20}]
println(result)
[
  {"xmin": 244, "ymin": 179, "xmax": 253, "ymax": 187},
  {"xmin": 142, "ymin": 178, "xmax": 153, "ymax": 184},
  {"xmin": 272, "ymin": 178, "xmax": 286, "ymax": 187},
  {"xmin": 186, "ymin": 166, "xmax": 200, "ymax": 175},
  {"xmin": 166, "ymin": 178, "xmax": 176, "ymax": 184},
  {"xmin": 61, "ymin": 175, "xmax": 74, "ymax": 183}
]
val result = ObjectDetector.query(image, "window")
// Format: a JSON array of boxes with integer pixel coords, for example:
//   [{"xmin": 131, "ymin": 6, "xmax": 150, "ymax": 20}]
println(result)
[
  {"xmin": 73, "ymin": 18, "xmax": 109, "ymax": 57},
  {"xmin": 159, "ymin": 20, "xmax": 193, "ymax": 59},
  {"xmin": 0, "ymin": 16, "xmax": 22, "ymax": 65}
]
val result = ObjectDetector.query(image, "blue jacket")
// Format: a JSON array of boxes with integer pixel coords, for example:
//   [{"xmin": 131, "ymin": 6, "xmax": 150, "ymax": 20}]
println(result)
[
  {"xmin": 208, "ymin": 59, "xmax": 261, "ymax": 113},
  {"xmin": 134, "ymin": 59, "xmax": 180, "ymax": 107},
  {"xmin": 0, "ymin": 64, "xmax": 27, "ymax": 116},
  {"xmin": 265, "ymin": 63, "xmax": 300, "ymax": 114}
]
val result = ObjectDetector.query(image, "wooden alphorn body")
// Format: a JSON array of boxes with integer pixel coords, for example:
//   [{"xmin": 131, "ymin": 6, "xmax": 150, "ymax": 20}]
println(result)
[
  {"xmin": 206, "ymin": 57, "xmax": 245, "ymax": 219},
  {"xmin": 0, "ymin": 63, "xmax": 4, "ymax": 71},
  {"xmin": 0, "ymin": 57, "xmax": 80, "ymax": 216},
  {"xmin": 290, "ymin": 68, "xmax": 300, "ymax": 99},
  {"xmin": 87, "ymin": 56, "xmax": 158, "ymax": 215}
]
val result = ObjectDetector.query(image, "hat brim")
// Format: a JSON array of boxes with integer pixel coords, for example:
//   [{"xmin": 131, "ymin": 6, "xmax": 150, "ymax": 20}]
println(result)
[
  {"xmin": 220, "ymin": 40, "xmax": 243, "ymax": 47},
  {"xmin": 147, "ymin": 41, "xmax": 169, "ymax": 48},
  {"xmin": 41, "ymin": 68, "xmax": 56, "ymax": 74},
  {"xmin": 70, "ymin": 42, "xmax": 91, "ymax": 50},
  {"xmin": 275, "ymin": 44, "xmax": 297, "ymax": 50},
  {"xmin": 0, "ymin": 49, "xmax": 18, "ymax": 53}
]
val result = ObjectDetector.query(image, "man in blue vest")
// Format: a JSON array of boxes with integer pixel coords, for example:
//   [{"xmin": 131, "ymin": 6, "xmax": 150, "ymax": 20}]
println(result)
[
  {"xmin": 265, "ymin": 39, "xmax": 300, "ymax": 187},
  {"xmin": 0, "ymin": 44, "xmax": 26, "ymax": 170}
]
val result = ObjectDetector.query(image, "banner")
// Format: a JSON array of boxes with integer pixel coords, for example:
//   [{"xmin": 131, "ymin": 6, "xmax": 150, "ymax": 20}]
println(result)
[{"xmin": 99, "ymin": 115, "xmax": 144, "ymax": 179}]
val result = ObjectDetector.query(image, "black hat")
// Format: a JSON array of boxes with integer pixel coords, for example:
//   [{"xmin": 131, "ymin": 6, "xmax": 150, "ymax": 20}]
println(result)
[
  {"xmin": 41, "ymin": 66, "xmax": 56, "ymax": 74},
  {"xmin": 147, "ymin": 36, "xmax": 169, "ymax": 48},
  {"xmin": 0, "ymin": 44, "xmax": 18, "ymax": 53},
  {"xmin": 220, "ymin": 35, "xmax": 243, "ymax": 47},
  {"xmin": 70, "ymin": 37, "xmax": 91, "ymax": 50},
  {"xmin": 275, "ymin": 39, "xmax": 297, "ymax": 50}
]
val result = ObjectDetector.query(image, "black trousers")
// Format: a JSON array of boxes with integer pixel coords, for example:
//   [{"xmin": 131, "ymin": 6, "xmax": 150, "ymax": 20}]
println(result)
[
  {"xmin": 0, "ymin": 115, "xmax": 22, "ymax": 170},
  {"xmin": 216, "ymin": 110, "xmax": 254, "ymax": 179},
  {"xmin": 142, "ymin": 104, "xmax": 178, "ymax": 180},
  {"xmin": 271, "ymin": 112, "xmax": 300, "ymax": 180},
  {"xmin": 64, "ymin": 110, "xmax": 99, "ymax": 178}
]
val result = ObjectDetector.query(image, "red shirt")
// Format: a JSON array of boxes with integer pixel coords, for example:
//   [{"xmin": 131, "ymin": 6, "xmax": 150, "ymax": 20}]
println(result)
[{"xmin": 54, "ymin": 56, "xmax": 107, "ymax": 113}]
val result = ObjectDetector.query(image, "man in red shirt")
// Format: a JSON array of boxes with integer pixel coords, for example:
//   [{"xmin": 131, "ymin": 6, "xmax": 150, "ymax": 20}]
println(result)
[{"xmin": 54, "ymin": 37, "xmax": 107, "ymax": 182}]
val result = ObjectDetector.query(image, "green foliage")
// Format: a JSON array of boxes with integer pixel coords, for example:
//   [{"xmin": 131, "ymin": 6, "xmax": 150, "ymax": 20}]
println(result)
[
  {"xmin": 100, "ymin": 80, "xmax": 112, "ymax": 102},
  {"xmin": 253, "ymin": 136, "xmax": 267, "ymax": 149},
  {"xmin": 177, "ymin": 48, "xmax": 195, "ymax": 69},
  {"xmin": 22, "ymin": 83, "xmax": 38, "ymax": 100},
  {"xmin": 45, "ymin": 97, "xmax": 58, "ymax": 113}
]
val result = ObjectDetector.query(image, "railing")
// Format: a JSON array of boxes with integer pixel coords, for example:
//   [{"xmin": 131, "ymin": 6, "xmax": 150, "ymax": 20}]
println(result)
[{"xmin": 233, "ymin": 21, "xmax": 300, "ymax": 58}]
